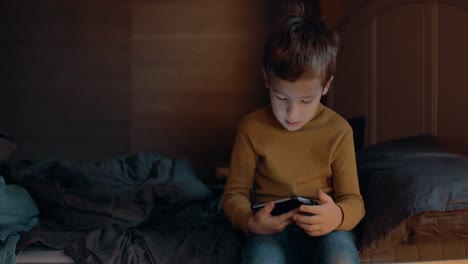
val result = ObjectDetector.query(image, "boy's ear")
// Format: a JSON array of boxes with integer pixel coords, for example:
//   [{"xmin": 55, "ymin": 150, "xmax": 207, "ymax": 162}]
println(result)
[
  {"xmin": 321, "ymin": 76, "xmax": 334, "ymax": 96},
  {"xmin": 262, "ymin": 68, "xmax": 269, "ymax": 89}
]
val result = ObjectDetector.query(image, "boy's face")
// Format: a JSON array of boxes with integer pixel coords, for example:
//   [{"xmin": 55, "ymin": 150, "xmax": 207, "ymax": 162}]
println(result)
[{"xmin": 264, "ymin": 72, "xmax": 332, "ymax": 132}]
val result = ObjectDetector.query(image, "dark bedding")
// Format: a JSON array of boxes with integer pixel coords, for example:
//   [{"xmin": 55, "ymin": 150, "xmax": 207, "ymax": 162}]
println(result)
[
  {"xmin": 356, "ymin": 135, "xmax": 468, "ymax": 252},
  {"xmin": 2, "ymin": 152, "xmax": 241, "ymax": 264}
]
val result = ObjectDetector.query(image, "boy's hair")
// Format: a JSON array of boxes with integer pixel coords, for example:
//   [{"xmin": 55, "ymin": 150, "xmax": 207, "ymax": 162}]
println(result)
[{"xmin": 263, "ymin": 2, "xmax": 340, "ymax": 85}]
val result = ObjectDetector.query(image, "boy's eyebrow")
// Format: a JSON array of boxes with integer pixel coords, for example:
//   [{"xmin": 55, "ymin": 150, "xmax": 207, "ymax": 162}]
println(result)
[
  {"xmin": 271, "ymin": 88, "xmax": 318, "ymax": 98},
  {"xmin": 271, "ymin": 88, "xmax": 284, "ymax": 95}
]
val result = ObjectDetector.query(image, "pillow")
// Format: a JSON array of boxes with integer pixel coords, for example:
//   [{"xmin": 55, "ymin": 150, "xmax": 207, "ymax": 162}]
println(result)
[
  {"xmin": 347, "ymin": 117, "xmax": 365, "ymax": 151},
  {"xmin": 356, "ymin": 135, "xmax": 468, "ymax": 253},
  {"xmin": 0, "ymin": 132, "xmax": 16, "ymax": 161}
]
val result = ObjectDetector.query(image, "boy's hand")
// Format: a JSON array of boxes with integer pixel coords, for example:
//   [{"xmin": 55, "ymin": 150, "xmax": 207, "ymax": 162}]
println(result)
[
  {"xmin": 294, "ymin": 189, "xmax": 343, "ymax": 237},
  {"xmin": 247, "ymin": 201, "xmax": 296, "ymax": 235}
]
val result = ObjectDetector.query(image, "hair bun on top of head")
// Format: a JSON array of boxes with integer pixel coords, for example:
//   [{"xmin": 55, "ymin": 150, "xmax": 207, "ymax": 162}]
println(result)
[
  {"xmin": 281, "ymin": 2, "xmax": 340, "ymax": 49},
  {"xmin": 284, "ymin": 2, "xmax": 326, "ymax": 32}
]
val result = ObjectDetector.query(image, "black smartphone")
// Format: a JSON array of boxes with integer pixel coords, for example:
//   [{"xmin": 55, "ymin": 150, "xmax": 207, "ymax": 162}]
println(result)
[{"xmin": 251, "ymin": 196, "xmax": 319, "ymax": 216}]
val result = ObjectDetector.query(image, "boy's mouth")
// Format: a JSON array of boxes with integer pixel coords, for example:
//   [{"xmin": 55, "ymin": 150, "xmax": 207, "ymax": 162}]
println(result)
[{"xmin": 286, "ymin": 120, "xmax": 300, "ymax": 127}]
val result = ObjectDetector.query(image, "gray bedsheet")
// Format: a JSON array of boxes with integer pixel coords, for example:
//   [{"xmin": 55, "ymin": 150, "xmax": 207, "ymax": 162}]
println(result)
[{"xmin": 3, "ymin": 152, "xmax": 240, "ymax": 264}]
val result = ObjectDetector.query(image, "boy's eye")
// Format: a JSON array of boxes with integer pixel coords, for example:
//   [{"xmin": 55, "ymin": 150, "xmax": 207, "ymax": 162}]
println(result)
[
  {"xmin": 276, "ymin": 95, "xmax": 287, "ymax": 101},
  {"xmin": 301, "ymin": 100, "xmax": 312, "ymax": 104}
]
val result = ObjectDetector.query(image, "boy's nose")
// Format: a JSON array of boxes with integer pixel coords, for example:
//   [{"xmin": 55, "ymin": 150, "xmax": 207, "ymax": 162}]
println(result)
[{"xmin": 287, "ymin": 103, "xmax": 299, "ymax": 119}]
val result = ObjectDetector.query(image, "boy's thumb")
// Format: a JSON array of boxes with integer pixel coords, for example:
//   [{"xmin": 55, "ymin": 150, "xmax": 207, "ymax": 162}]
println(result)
[
  {"xmin": 317, "ymin": 189, "xmax": 333, "ymax": 203},
  {"xmin": 262, "ymin": 201, "xmax": 275, "ymax": 215}
]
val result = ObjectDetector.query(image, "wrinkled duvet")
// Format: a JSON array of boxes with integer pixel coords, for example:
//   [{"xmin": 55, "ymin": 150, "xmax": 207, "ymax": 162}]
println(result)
[{"xmin": 3, "ymin": 152, "xmax": 241, "ymax": 264}]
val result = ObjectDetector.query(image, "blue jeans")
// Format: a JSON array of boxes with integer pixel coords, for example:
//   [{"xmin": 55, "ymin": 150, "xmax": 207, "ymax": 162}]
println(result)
[{"xmin": 241, "ymin": 225, "xmax": 359, "ymax": 264}]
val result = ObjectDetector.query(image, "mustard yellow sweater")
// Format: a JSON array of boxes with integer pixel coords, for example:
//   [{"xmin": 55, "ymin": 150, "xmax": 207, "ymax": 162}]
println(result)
[{"xmin": 222, "ymin": 104, "xmax": 365, "ymax": 232}]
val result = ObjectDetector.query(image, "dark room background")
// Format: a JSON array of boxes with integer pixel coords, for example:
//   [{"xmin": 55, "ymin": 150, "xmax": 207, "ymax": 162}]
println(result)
[{"xmin": 1, "ymin": 0, "xmax": 355, "ymax": 181}]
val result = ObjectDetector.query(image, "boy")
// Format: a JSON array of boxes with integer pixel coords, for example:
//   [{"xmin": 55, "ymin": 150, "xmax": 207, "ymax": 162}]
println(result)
[{"xmin": 222, "ymin": 3, "xmax": 365, "ymax": 264}]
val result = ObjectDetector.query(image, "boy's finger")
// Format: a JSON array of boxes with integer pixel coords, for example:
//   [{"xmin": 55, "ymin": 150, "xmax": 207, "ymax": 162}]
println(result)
[
  {"xmin": 294, "ymin": 214, "xmax": 321, "ymax": 225},
  {"xmin": 317, "ymin": 189, "xmax": 334, "ymax": 203},
  {"xmin": 260, "ymin": 202, "xmax": 275, "ymax": 215},
  {"xmin": 298, "ymin": 204, "xmax": 321, "ymax": 215}
]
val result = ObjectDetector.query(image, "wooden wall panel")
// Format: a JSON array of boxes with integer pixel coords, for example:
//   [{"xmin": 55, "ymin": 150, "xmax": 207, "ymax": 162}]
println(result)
[
  {"xmin": 321, "ymin": 0, "xmax": 355, "ymax": 27},
  {"xmin": 438, "ymin": 4, "xmax": 468, "ymax": 153},
  {"xmin": 0, "ymin": 0, "xmax": 281, "ymax": 181},
  {"xmin": 375, "ymin": 4, "xmax": 426, "ymax": 142},
  {"xmin": 131, "ymin": 0, "xmax": 276, "ymax": 179},
  {"xmin": 332, "ymin": 27, "xmax": 367, "ymax": 120},
  {"xmin": 0, "ymin": 1, "xmax": 131, "ymax": 161},
  {"xmin": 334, "ymin": 2, "xmax": 430, "ymax": 145},
  {"xmin": 0, "ymin": 0, "xmax": 368, "ymax": 181},
  {"xmin": 333, "ymin": 0, "xmax": 468, "ymax": 154},
  {"xmin": 334, "ymin": 1, "xmax": 442, "ymax": 147}
]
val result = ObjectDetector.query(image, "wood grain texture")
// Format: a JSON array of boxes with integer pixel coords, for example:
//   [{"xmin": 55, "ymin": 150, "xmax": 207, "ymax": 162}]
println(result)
[
  {"xmin": 375, "ymin": 3, "xmax": 426, "ymax": 142},
  {"xmin": 131, "ymin": 0, "xmax": 276, "ymax": 179},
  {"xmin": 1, "ymin": 0, "xmax": 356, "ymax": 180},
  {"xmin": 437, "ymin": 4, "xmax": 468, "ymax": 154},
  {"xmin": 0, "ymin": 0, "xmax": 131, "ymax": 161},
  {"xmin": 333, "ymin": 0, "xmax": 468, "ymax": 154}
]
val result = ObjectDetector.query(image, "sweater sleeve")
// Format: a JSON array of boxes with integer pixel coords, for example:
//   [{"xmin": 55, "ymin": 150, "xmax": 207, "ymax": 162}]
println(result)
[
  {"xmin": 331, "ymin": 129, "xmax": 365, "ymax": 230},
  {"xmin": 222, "ymin": 120, "xmax": 257, "ymax": 232}
]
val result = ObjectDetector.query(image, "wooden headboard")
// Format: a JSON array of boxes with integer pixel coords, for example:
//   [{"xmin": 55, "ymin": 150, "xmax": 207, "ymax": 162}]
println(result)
[{"xmin": 329, "ymin": 0, "xmax": 468, "ymax": 154}]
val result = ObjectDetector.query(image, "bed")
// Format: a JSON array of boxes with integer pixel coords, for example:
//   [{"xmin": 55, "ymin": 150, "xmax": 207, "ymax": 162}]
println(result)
[
  {"xmin": 1, "ymin": 123, "xmax": 468, "ymax": 264},
  {"xmin": 328, "ymin": 0, "xmax": 468, "ymax": 261}
]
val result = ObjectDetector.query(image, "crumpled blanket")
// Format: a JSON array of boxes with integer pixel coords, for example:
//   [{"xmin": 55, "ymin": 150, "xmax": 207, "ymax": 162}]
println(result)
[
  {"xmin": 3, "ymin": 152, "xmax": 240, "ymax": 264},
  {"xmin": 0, "ymin": 176, "xmax": 39, "ymax": 264}
]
